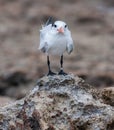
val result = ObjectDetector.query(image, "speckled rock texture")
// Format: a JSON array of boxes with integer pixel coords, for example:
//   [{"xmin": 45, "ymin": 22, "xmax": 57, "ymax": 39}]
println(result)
[
  {"xmin": 101, "ymin": 87, "xmax": 114, "ymax": 106},
  {"xmin": 0, "ymin": 75, "xmax": 114, "ymax": 130}
]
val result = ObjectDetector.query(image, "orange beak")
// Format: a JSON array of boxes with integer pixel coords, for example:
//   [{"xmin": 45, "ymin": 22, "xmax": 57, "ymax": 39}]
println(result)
[{"xmin": 57, "ymin": 27, "xmax": 64, "ymax": 33}]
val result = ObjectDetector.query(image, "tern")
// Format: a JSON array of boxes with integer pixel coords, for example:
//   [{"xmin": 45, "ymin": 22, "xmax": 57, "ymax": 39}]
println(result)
[{"xmin": 39, "ymin": 17, "xmax": 74, "ymax": 76}]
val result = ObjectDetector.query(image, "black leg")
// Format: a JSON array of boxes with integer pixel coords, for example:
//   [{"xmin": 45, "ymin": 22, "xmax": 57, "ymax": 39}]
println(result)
[
  {"xmin": 58, "ymin": 55, "xmax": 67, "ymax": 75},
  {"xmin": 47, "ymin": 56, "xmax": 51, "ymax": 71},
  {"xmin": 47, "ymin": 56, "xmax": 56, "ymax": 76}
]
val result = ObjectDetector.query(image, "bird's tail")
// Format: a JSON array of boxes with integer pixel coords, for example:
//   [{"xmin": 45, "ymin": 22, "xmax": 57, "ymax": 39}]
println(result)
[{"xmin": 45, "ymin": 17, "xmax": 54, "ymax": 26}]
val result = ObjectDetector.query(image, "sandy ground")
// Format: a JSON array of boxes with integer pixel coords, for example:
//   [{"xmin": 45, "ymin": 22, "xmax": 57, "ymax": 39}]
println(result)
[{"xmin": 0, "ymin": 0, "xmax": 114, "ymax": 101}]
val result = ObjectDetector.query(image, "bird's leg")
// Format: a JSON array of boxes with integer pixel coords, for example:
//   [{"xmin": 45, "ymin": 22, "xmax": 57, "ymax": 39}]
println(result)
[
  {"xmin": 47, "ymin": 56, "xmax": 56, "ymax": 76},
  {"xmin": 58, "ymin": 55, "xmax": 67, "ymax": 75}
]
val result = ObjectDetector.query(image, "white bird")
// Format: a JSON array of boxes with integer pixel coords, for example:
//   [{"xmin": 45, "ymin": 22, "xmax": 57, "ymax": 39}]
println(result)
[{"xmin": 39, "ymin": 17, "xmax": 74, "ymax": 75}]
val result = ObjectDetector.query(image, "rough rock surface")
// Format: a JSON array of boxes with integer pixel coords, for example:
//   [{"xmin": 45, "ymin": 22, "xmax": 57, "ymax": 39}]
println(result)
[
  {"xmin": 0, "ymin": 75, "xmax": 114, "ymax": 130},
  {"xmin": 0, "ymin": 96, "xmax": 14, "ymax": 107},
  {"xmin": 101, "ymin": 87, "xmax": 114, "ymax": 106}
]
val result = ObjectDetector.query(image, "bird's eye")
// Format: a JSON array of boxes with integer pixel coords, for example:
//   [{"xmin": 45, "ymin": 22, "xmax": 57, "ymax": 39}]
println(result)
[
  {"xmin": 65, "ymin": 25, "xmax": 67, "ymax": 28},
  {"xmin": 53, "ymin": 24, "xmax": 57, "ymax": 28}
]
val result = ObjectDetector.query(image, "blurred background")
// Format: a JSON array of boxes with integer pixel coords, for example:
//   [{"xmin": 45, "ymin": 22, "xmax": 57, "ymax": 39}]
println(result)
[{"xmin": 0, "ymin": 0, "xmax": 114, "ymax": 105}]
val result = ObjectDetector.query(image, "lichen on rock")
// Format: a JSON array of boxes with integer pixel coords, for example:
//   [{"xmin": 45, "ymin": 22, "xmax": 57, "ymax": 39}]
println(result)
[{"xmin": 0, "ymin": 75, "xmax": 114, "ymax": 130}]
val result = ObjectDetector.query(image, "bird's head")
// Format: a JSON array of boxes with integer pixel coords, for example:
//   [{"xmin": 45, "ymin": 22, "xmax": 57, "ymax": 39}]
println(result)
[{"xmin": 51, "ymin": 21, "xmax": 68, "ymax": 35}]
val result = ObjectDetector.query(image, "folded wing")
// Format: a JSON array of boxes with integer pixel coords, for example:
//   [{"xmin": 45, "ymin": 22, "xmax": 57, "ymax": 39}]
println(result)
[
  {"xmin": 39, "ymin": 17, "xmax": 54, "ymax": 52},
  {"xmin": 66, "ymin": 35, "xmax": 74, "ymax": 54}
]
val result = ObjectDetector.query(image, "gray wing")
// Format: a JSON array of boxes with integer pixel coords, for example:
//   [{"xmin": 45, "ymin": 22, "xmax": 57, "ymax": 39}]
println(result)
[
  {"xmin": 39, "ymin": 17, "xmax": 54, "ymax": 52},
  {"xmin": 66, "ymin": 35, "xmax": 74, "ymax": 54},
  {"xmin": 40, "ymin": 24, "xmax": 51, "ymax": 40},
  {"xmin": 39, "ymin": 24, "xmax": 52, "ymax": 53},
  {"xmin": 39, "ymin": 30, "xmax": 50, "ymax": 53},
  {"xmin": 67, "ymin": 44, "xmax": 74, "ymax": 54},
  {"xmin": 40, "ymin": 17, "xmax": 54, "ymax": 40}
]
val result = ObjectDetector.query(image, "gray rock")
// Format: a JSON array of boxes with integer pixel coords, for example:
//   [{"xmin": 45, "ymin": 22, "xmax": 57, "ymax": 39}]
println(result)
[
  {"xmin": 101, "ymin": 87, "xmax": 114, "ymax": 106},
  {"xmin": 0, "ymin": 75, "xmax": 114, "ymax": 130}
]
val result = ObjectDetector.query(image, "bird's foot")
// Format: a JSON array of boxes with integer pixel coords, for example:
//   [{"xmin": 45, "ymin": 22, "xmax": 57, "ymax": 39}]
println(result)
[
  {"xmin": 58, "ymin": 69, "xmax": 67, "ymax": 75},
  {"xmin": 47, "ymin": 70, "xmax": 56, "ymax": 76}
]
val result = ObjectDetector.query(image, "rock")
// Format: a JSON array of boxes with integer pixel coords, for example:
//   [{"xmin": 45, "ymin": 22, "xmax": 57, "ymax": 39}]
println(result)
[
  {"xmin": 0, "ymin": 96, "xmax": 14, "ymax": 107},
  {"xmin": 101, "ymin": 87, "xmax": 114, "ymax": 106},
  {"xmin": 0, "ymin": 75, "xmax": 114, "ymax": 130}
]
